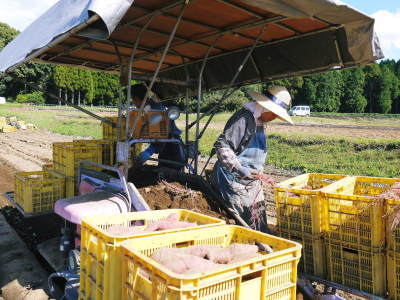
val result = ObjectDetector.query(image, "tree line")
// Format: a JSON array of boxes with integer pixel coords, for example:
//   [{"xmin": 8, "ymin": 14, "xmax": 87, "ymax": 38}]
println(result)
[{"xmin": 1, "ymin": 22, "xmax": 399, "ymax": 113}]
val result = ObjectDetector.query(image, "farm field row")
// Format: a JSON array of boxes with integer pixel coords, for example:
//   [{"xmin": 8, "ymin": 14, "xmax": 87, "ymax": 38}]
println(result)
[{"xmin": 0, "ymin": 104, "xmax": 398, "ymax": 178}]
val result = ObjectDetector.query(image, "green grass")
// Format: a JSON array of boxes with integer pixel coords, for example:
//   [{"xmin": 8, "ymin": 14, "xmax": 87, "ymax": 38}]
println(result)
[
  {"xmin": 184, "ymin": 128, "xmax": 400, "ymax": 178},
  {"xmin": 0, "ymin": 107, "xmax": 102, "ymax": 138},
  {"xmin": 267, "ymin": 133, "xmax": 400, "ymax": 178}
]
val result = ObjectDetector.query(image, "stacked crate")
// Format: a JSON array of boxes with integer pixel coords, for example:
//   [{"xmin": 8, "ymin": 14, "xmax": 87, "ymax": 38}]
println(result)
[
  {"xmin": 78, "ymin": 208, "xmax": 302, "ymax": 300},
  {"xmin": 322, "ymin": 176, "xmax": 399, "ymax": 297},
  {"xmin": 14, "ymin": 170, "xmax": 66, "ymax": 213},
  {"xmin": 73, "ymin": 139, "xmax": 115, "ymax": 166},
  {"xmin": 79, "ymin": 209, "xmax": 226, "ymax": 300},
  {"xmin": 120, "ymin": 225, "xmax": 302, "ymax": 300},
  {"xmin": 53, "ymin": 142, "xmax": 102, "ymax": 197},
  {"xmin": 101, "ymin": 116, "xmax": 141, "ymax": 165},
  {"xmin": 275, "ymin": 173, "xmax": 347, "ymax": 277},
  {"xmin": 384, "ymin": 181, "xmax": 400, "ymax": 300}
]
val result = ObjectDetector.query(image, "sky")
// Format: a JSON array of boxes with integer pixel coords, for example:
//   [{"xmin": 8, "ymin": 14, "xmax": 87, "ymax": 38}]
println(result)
[{"xmin": 0, "ymin": 0, "xmax": 399, "ymax": 61}]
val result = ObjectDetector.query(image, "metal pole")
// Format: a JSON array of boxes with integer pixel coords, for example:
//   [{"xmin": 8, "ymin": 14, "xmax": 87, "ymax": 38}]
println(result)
[
  {"xmin": 197, "ymin": 25, "xmax": 268, "ymax": 175},
  {"xmin": 130, "ymin": 1, "xmax": 188, "ymax": 139},
  {"xmin": 185, "ymin": 66, "xmax": 190, "ymax": 161},
  {"xmin": 125, "ymin": 14, "xmax": 156, "ymax": 141},
  {"xmin": 192, "ymin": 24, "xmax": 267, "ymax": 132},
  {"xmin": 193, "ymin": 35, "xmax": 223, "ymax": 174},
  {"xmin": 110, "ymin": 41, "xmax": 125, "ymax": 145},
  {"xmin": 196, "ymin": 86, "xmax": 241, "ymax": 138},
  {"xmin": 121, "ymin": 14, "xmax": 156, "ymax": 176}
]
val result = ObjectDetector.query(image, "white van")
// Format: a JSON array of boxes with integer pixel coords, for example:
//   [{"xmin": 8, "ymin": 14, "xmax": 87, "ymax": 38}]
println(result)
[{"xmin": 288, "ymin": 105, "xmax": 310, "ymax": 117}]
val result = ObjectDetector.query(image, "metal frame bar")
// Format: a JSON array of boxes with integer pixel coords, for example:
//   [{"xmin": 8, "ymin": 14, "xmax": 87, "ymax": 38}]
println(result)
[
  {"xmin": 189, "ymin": 24, "xmax": 268, "ymax": 132},
  {"xmin": 131, "ymin": 16, "xmax": 286, "ymax": 63},
  {"xmin": 133, "ymin": 4, "xmax": 258, "ymax": 43},
  {"xmin": 161, "ymin": 24, "xmax": 339, "ymax": 74},
  {"xmin": 44, "ymin": 22, "xmax": 338, "ymax": 78},
  {"xmin": 45, "ymin": 0, "xmax": 198, "ymax": 63},
  {"xmin": 125, "ymin": 22, "xmax": 227, "ymax": 52},
  {"xmin": 117, "ymin": 0, "xmax": 196, "ymax": 30},
  {"xmin": 51, "ymin": 41, "xmax": 176, "ymax": 68},
  {"xmin": 193, "ymin": 34, "xmax": 224, "ymax": 174},
  {"xmin": 217, "ymin": 0, "xmax": 300, "ymax": 35},
  {"xmin": 197, "ymin": 25, "xmax": 268, "ymax": 176},
  {"xmin": 129, "ymin": 2, "xmax": 188, "ymax": 142},
  {"xmin": 119, "ymin": 14, "xmax": 157, "ymax": 175}
]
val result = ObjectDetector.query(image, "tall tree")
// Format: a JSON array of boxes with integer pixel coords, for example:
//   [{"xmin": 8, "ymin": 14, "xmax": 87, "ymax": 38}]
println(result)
[
  {"xmin": 0, "ymin": 22, "xmax": 18, "ymax": 49},
  {"xmin": 363, "ymin": 64, "xmax": 381, "ymax": 113},
  {"xmin": 376, "ymin": 66, "xmax": 393, "ymax": 113},
  {"xmin": 310, "ymin": 71, "xmax": 343, "ymax": 112},
  {"xmin": 340, "ymin": 68, "xmax": 367, "ymax": 113},
  {"xmin": 294, "ymin": 77, "xmax": 315, "ymax": 106}
]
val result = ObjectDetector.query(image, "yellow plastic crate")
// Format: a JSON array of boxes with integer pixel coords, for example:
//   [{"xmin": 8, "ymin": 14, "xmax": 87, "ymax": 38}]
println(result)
[
  {"xmin": 387, "ymin": 251, "xmax": 400, "ymax": 300},
  {"xmin": 53, "ymin": 142, "xmax": 102, "ymax": 178},
  {"xmin": 65, "ymin": 176, "xmax": 76, "ymax": 197},
  {"xmin": 326, "ymin": 239, "xmax": 386, "ymax": 296},
  {"xmin": 102, "ymin": 117, "xmax": 126, "ymax": 141},
  {"xmin": 275, "ymin": 173, "xmax": 347, "ymax": 234},
  {"xmin": 1, "ymin": 125, "xmax": 17, "ymax": 132},
  {"xmin": 6, "ymin": 116, "xmax": 17, "ymax": 123},
  {"xmin": 14, "ymin": 171, "xmax": 66, "ymax": 213},
  {"xmin": 74, "ymin": 139, "xmax": 115, "ymax": 166},
  {"xmin": 42, "ymin": 163, "xmax": 53, "ymax": 171},
  {"xmin": 279, "ymin": 229, "xmax": 326, "ymax": 278},
  {"xmin": 120, "ymin": 225, "xmax": 301, "ymax": 300},
  {"xmin": 384, "ymin": 193, "xmax": 400, "ymax": 252},
  {"xmin": 79, "ymin": 209, "xmax": 226, "ymax": 300},
  {"xmin": 323, "ymin": 176, "xmax": 399, "ymax": 248},
  {"xmin": 103, "ymin": 113, "xmax": 169, "ymax": 141}
]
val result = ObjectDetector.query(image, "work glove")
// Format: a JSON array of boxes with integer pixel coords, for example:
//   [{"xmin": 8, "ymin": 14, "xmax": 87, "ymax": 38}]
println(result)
[
  {"xmin": 236, "ymin": 166, "xmax": 253, "ymax": 179},
  {"xmin": 136, "ymin": 144, "xmax": 156, "ymax": 166}
]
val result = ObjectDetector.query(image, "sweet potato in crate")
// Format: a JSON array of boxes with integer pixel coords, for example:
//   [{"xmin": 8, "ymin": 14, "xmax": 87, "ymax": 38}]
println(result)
[
  {"xmin": 275, "ymin": 173, "xmax": 347, "ymax": 234},
  {"xmin": 79, "ymin": 209, "xmax": 225, "ymax": 300},
  {"xmin": 120, "ymin": 225, "xmax": 302, "ymax": 300},
  {"xmin": 14, "ymin": 170, "xmax": 65, "ymax": 213},
  {"xmin": 322, "ymin": 176, "xmax": 399, "ymax": 248}
]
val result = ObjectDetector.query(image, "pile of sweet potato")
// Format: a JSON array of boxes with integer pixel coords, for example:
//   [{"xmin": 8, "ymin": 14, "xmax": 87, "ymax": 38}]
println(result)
[{"xmin": 151, "ymin": 243, "xmax": 263, "ymax": 274}]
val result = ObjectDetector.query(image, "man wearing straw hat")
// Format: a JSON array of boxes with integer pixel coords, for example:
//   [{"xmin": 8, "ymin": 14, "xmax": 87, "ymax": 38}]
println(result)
[{"xmin": 210, "ymin": 86, "xmax": 293, "ymax": 233}]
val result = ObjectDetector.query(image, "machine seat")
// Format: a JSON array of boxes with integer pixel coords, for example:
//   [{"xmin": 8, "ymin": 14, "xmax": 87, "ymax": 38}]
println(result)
[{"xmin": 54, "ymin": 191, "xmax": 129, "ymax": 224}]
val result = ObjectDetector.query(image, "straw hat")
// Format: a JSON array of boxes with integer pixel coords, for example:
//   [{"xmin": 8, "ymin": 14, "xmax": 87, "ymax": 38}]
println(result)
[{"xmin": 247, "ymin": 86, "xmax": 294, "ymax": 125}]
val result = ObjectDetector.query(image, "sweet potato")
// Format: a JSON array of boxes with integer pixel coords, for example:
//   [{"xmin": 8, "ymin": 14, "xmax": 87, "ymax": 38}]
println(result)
[{"xmin": 151, "ymin": 248, "xmax": 221, "ymax": 274}]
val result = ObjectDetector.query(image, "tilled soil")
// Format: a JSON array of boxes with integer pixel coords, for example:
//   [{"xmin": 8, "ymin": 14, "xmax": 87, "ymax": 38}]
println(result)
[
  {"xmin": 0, "ymin": 130, "xmax": 73, "ymax": 172},
  {"xmin": 130, "ymin": 169, "xmax": 233, "ymax": 222}
]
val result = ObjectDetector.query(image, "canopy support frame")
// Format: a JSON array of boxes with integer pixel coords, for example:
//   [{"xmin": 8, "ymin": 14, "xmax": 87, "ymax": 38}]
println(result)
[
  {"xmin": 197, "ymin": 25, "xmax": 268, "ymax": 176},
  {"xmin": 194, "ymin": 34, "xmax": 224, "ymax": 174}
]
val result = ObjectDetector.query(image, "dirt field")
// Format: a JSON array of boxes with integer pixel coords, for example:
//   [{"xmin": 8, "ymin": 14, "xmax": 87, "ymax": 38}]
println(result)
[{"xmin": 0, "ymin": 130, "xmax": 73, "ymax": 172}]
